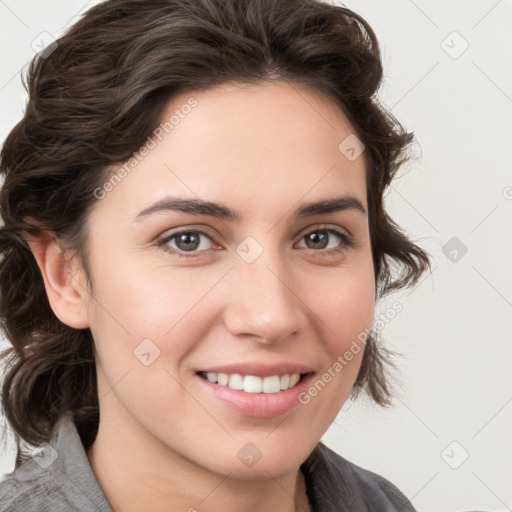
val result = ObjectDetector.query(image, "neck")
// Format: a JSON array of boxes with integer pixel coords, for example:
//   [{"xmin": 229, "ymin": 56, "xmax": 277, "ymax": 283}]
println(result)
[{"xmin": 86, "ymin": 404, "xmax": 311, "ymax": 512}]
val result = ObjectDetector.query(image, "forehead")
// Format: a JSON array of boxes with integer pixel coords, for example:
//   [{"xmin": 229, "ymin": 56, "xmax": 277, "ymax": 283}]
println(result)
[{"xmin": 93, "ymin": 80, "xmax": 367, "ymax": 222}]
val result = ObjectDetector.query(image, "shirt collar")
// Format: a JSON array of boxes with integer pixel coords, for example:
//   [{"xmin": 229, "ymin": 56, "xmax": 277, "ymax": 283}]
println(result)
[{"xmin": 49, "ymin": 412, "xmax": 114, "ymax": 511}]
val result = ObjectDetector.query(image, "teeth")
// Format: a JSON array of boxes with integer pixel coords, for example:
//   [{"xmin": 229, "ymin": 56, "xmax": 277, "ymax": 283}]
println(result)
[
  {"xmin": 202, "ymin": 372, "xmax": 303, "ymax": 393},
  {"xmin": 262, "ymin": 375, "xmax": 281, "ymax": 393},
  {"xmin": 206, "ymin": 372, "xmax": 218, "ymax": 383},
  {"xmin": 228, "ymin": 373, "xmax": 244, "ymax": 390},
  {"xmin": 217, "ymin": 373, "xmax": 229, "ymax": 386},
  {"xmin": 289, "ymin": 373, "xmax": 300, "ymax": 388},
  {"xmin": 244, "ymin": 375, "xmax": 262, "ymax": 393}
]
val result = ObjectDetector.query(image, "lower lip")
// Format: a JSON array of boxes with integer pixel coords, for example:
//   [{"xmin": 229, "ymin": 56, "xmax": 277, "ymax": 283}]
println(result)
[{"xmin": 196, "ymin": 372, "xmax": 315, "ymax": 418}]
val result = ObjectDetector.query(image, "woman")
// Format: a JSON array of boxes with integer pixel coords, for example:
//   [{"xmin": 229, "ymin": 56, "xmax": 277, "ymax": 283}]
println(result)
[{"xmin": 0, "ymin": 0, "xmax": 430, "ymax": 510}]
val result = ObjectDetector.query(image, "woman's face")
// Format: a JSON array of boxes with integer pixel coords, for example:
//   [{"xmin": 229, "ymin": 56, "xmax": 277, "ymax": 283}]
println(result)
[{"xmin": 82, "ymin": 81, "xmax": 375, "ymax": 478}]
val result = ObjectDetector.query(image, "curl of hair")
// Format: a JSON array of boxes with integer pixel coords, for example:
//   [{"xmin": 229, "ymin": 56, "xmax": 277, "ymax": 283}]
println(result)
[{"xmin": 0, "ymin": 0, "xmax": 430, "ymax": 454}]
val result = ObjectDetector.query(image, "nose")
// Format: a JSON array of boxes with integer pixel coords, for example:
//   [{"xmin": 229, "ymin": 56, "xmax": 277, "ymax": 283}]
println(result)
[{"xmin": 223, "ymin": 245, "xmax": 307, "ymax": 345}]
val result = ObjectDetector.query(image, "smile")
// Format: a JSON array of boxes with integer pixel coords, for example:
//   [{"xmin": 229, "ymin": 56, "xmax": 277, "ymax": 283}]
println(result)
[
  {"xmin": 197, "ymin": 371, "xmax": 304, "ymax": 393},
  {"xmin": 196, "ymin": 370, "xmax": 315, "ymax": 418}
]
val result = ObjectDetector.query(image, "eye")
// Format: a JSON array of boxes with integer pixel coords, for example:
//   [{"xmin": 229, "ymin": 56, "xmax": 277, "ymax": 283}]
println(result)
[
  {"xmin": 157, "ymin": 225, "xmax": 355, "ymax": 259},
  {"xmin": 296, "ymin": 226, "xmax": 354, "ymax": 255},
  {"xmin": 158, "ymin": 228, "xmax": 217, "ymax": 257}
]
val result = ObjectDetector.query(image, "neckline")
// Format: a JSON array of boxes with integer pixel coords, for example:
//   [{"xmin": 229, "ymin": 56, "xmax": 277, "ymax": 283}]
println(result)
[{"xmin": 52, "ymin": 414, "xmax": 326, "ymax": 512}]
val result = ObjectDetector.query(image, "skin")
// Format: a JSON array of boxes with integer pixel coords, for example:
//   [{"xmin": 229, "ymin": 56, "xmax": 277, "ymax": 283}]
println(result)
[{"xmin": 29, "ymin": 80, "xmax": 375, "ymax": 512}]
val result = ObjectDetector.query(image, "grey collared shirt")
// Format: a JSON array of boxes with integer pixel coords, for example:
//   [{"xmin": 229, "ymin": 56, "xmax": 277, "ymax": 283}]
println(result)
[{"xmin": 0, "ymin": 414, "xmax": 416, "ymax": 511}]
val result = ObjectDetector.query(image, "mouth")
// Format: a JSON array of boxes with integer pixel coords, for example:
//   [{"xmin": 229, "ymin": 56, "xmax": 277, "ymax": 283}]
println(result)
[
  {"xmin": 195, "ymin": 361, "xmax": 316, "ymax": 418},
  {"xmin": 196, "ymin": 371, "xmax": 312, "ymax": 394}
]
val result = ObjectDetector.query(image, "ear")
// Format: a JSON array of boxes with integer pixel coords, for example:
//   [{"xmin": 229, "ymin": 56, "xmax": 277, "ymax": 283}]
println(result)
[{"xmin": 25, "ymin": 229, "xmax": 91, "ymax": 329}]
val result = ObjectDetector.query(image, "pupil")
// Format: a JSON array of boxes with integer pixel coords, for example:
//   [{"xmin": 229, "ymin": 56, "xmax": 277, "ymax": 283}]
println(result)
[
  {"xmin": 307, "ymin": 232, "xmax": 327, "ymax": 249},
  {"xmin": 178, "ymin": 233, "xmax": 199, "ymax": 251}
]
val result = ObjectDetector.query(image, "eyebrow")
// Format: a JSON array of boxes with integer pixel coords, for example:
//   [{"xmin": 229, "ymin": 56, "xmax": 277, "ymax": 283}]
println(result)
[{"xmin": 134, "ymin": 194, "xmax": 367, "ymax": 222}]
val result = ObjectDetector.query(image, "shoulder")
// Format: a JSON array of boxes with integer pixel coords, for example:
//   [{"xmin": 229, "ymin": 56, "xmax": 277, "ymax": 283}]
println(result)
[
  {"xmin": 302, "ymin": 442, "xmax": 416, "ymax": 511},
  {"xmin": 0, "ymin": 415, "xmax": 112, "ymax": 512},
  {"xmin": 0, "ymin": 460, "xmax": 67, "ymax": 511}
]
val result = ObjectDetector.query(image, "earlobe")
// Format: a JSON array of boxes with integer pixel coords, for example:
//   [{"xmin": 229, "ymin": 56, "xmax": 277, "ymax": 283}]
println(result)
[{"xmin": 25, "ymin": 230, "xmax": 91, "ymax": 330}]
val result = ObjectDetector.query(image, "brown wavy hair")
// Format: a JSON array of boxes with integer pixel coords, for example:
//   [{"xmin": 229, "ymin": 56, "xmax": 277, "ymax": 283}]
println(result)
[{"xmin": 0, "ymin": 0, "xmax": 430, "ymax": 461}]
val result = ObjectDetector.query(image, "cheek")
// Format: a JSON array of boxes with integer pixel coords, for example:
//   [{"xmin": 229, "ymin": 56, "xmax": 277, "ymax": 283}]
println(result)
[
  {"xmin": 324, "ymin": 282, "xmax": 374, "ymax": 350},
  {"xmin": 311, "ymin": 258, "xmax": 375, "ymax": 359},
  {"xmin": 89, "ymin": 253, "xmax": 224, "ymax": 339},
  {"xmin": 293, "ymin": 260, "xmax": 375, "ymax": 432},
  {"xmin": 86, "ymin": 256, "xmax": 232, "ymax": 383}
]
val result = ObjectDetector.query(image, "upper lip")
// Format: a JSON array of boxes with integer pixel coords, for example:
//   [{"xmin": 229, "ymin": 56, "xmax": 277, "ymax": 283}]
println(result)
[{"xmin": 197, "ymin": 362, "xmax": 314, "ymax": 377}]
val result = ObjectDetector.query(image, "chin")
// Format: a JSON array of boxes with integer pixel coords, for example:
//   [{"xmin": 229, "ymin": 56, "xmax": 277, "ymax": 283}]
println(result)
[
  {"xmin": 218, "ymin": 455, "xmax": 302, "ymax": 481},
  {"xmin": 210, "ymin": 434, "xmax": 316, "ymax": 481}
]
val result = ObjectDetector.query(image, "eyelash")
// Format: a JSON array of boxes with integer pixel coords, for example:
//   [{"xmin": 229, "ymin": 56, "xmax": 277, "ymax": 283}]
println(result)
[{"xmin": 156, "ymin": 224, "xmax": 355, "ymax": 259}]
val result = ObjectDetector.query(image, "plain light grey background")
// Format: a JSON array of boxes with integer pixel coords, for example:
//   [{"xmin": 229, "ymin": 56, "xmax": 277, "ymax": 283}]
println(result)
[{"xmin": 0, "ymin": 1, "xmax": 511, "ymax": 511}]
